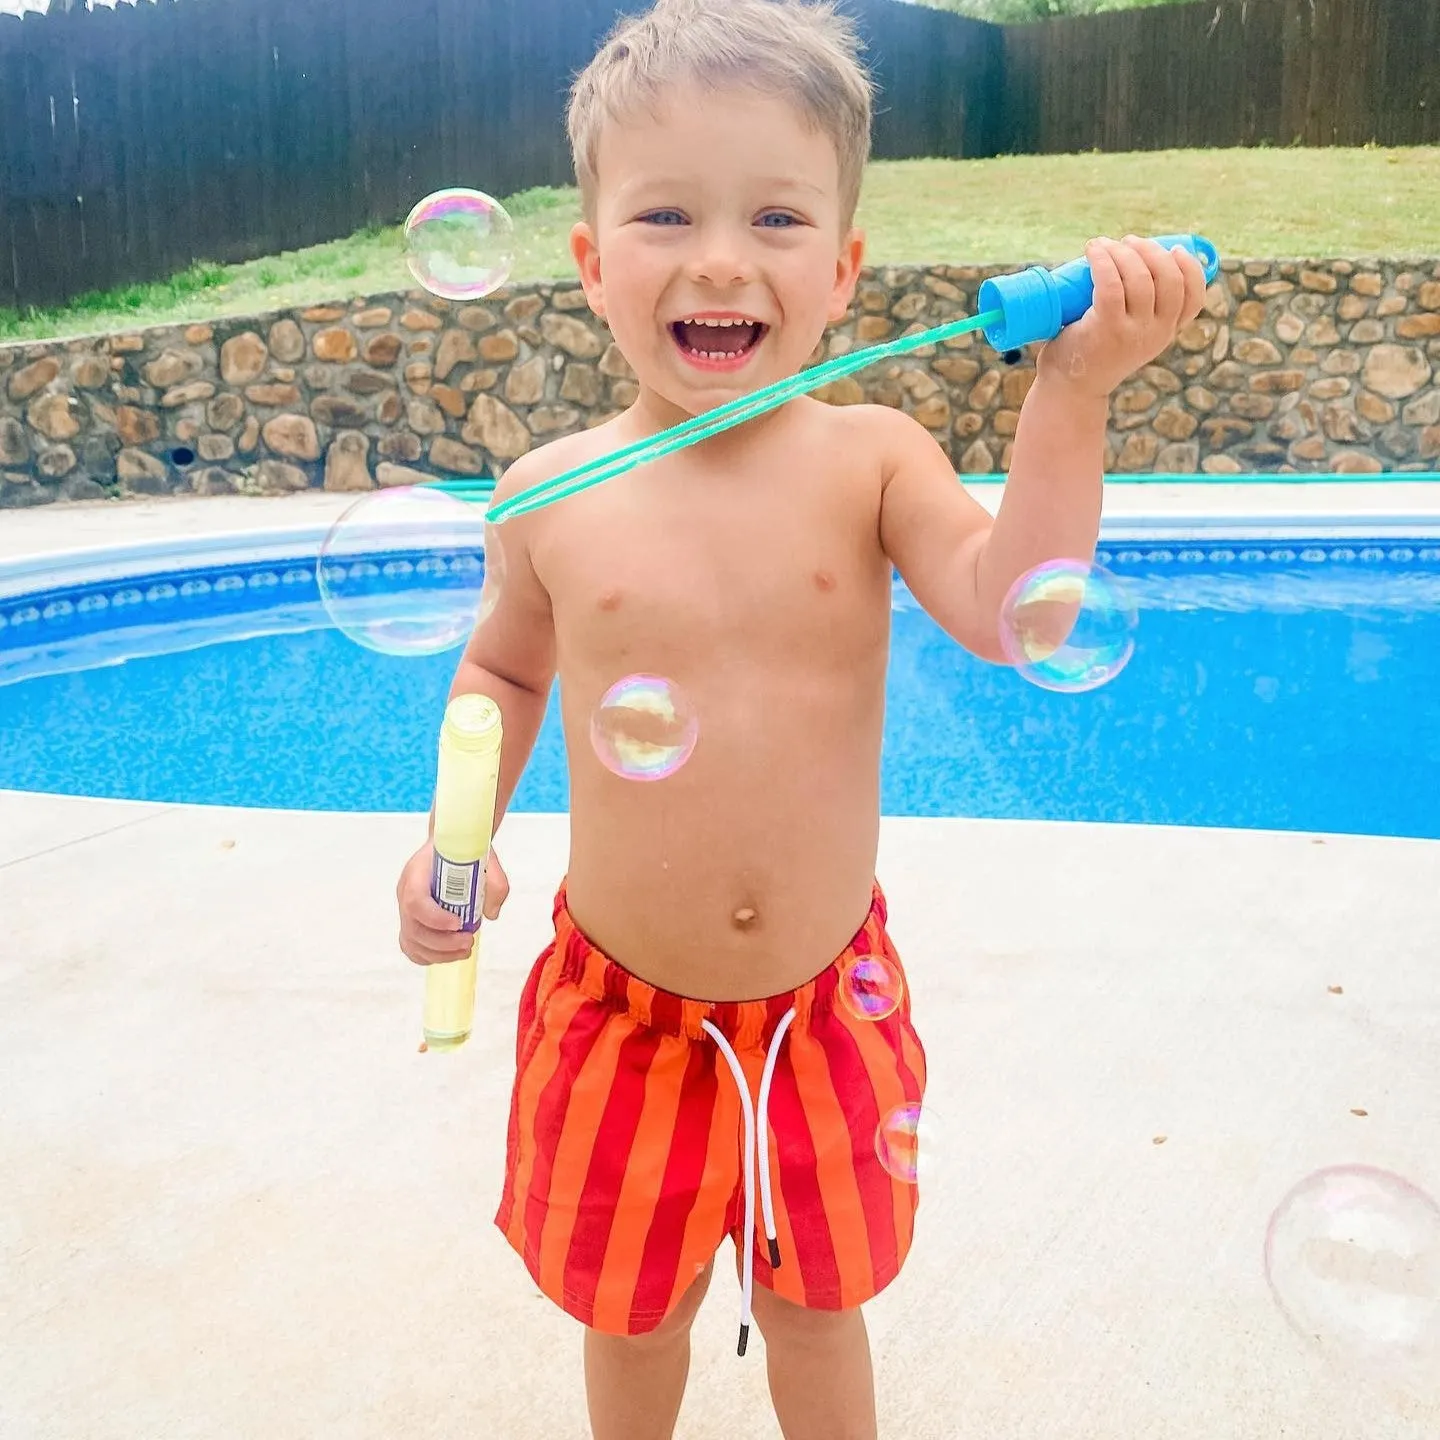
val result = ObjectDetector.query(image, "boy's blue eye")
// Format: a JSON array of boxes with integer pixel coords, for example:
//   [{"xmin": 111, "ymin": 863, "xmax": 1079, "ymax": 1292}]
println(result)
[
  {"xmin": 640, "ymin": 209, "xmax": 686, "ymax": 226},
  {"xmin": 757, "ymin": 212, "xmax": 800, "ymax": 228}
]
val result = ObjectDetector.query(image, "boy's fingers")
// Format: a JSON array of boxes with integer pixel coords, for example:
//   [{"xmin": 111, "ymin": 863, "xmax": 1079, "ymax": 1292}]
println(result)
[
  {"xmin": 483, "ymin": 848, "xmax": 510, "ymax": 921},
  {"xmin": 412, "ymin": 915, "xmax": 470, "ymax": 946},
  {"xmin": 425, "ymin": 914, "xmax": 465, "ymax": 941},
  {"xmin": 397, "ymin": 840, "xmax": 478, "ymax": 964},
  {"xmin": 402, "ymin": 924, "xmax": 474, "ymax": 965},
  {"xmin": 405, "ymin": 942, "xmax": 471, "ymax": 967},
  {"xmin": 1175, "ymin": 246, "xmax": 1208, "ymax": 322},
  {"xmin": 1087, "ymin": 238, "xmax": 1125, "ymax": 319},
  {"xmin": 400, "ymin": 881, "xmax": 466, "ymax": 938},
  {"xmin": 412, "ymin": 891, "xmax": 462, "ymax": 930},
  {"xmin": 1114, "ymin": 235, "xmax": 1157, "ymax": 318},
  {"xmin": 1130, "ymin": 235, "xmax": 1184, "ymax": 325},
  {"xmin": 1140, "ymin": 239, "xmax": 1186, "ymax": 329},
  {"xmin": 487, "ymin": 849, "xmax": 509, "ymax": 893},
  {"xmin": 400, "ymin": 860, "xmax": 461, "ymax": 930}
]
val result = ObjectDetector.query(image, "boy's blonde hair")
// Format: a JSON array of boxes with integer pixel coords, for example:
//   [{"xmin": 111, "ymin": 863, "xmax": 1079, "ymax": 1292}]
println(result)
[{"xmin": 567, "ymin": 0, "xmax": 874, "ymax": 227}]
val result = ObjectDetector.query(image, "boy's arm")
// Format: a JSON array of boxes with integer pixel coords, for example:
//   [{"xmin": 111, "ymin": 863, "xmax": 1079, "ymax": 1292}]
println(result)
[
  {"xmin": 879, "ymin": 236, "xmax": 1206, "ymax": 662},
  {"xmin": 427, "ymin": 455, "xmax": 557, "ymax": 838},
  {"xmin": 875, "ymin": 378, "xmax": 1107, "ymax": 663}
]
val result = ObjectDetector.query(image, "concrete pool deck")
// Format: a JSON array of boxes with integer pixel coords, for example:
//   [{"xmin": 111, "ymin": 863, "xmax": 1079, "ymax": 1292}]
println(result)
[{"xmin": 3, "ymin": 487, "xmax": 1440, "ymax": 1439}]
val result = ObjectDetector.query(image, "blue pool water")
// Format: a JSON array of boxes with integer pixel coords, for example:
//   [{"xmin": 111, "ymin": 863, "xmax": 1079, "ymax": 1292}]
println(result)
[{"xmin": 1, "ymin": 537, "xmax": 1438, "ymax": 839}]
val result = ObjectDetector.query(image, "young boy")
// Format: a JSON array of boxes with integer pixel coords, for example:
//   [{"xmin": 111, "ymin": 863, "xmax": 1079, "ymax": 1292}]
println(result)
[{"xmin": 397, "ymin": 1, "xmax": 1206, "ymax": 1435}]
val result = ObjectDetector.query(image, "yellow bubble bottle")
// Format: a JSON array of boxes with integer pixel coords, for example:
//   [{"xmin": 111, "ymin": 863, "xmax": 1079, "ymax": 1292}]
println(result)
[{"xmin": 422, "ymin": 693, "xmax": 503, "ymax": 1052}]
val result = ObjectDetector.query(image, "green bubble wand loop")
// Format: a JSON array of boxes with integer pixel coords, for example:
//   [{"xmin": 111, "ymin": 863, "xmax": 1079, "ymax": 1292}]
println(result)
[
  {"xmin": 432, "ymin": 311, "xmax": 999, "ymax": 522},
  {"xmin": 426, "ymin": 233, "xmax": 1219, "ymax": 524}
]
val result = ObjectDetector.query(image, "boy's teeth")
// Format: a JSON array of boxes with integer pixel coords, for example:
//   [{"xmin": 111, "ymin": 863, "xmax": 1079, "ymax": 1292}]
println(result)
[{"xmin": 673, "ymin": 315, "xmax": 764, "ymax": 361}]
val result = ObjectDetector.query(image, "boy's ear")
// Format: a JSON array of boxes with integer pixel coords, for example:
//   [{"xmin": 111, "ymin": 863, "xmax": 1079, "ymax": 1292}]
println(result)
[
  {"xmin": 570, "ymin": 221, "xmax": 605, "ymax": 318},
  {"xmin": 828, "ymin": 228, "xmax": 866, "ymax": 324}
]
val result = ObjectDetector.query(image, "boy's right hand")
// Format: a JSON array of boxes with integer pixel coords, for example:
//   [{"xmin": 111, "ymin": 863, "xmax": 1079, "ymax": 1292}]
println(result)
[{"xmin": 396, "ymin": 842, "xmax": 510, "ymax": 966}]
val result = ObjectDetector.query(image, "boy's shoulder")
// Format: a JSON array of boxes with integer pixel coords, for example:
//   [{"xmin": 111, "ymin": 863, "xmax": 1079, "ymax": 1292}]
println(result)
[
  {"xmin": 801, "ymin": 393, "xmax": 932, "ymax": 439},
  {"xmin": 799, "ymin": 394, "xmax": 940, "ymax": 472},
  {"xmin": 489, "ymin": 417, "xmax": 628, "ymax": 509},
  {"xmin": 487, "ymin": 401, "xmax": 930, "ymax": 514}
]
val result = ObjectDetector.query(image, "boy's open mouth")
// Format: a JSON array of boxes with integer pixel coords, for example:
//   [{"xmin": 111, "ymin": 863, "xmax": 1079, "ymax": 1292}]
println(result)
[{"xmin": 670, "ymin": 317, "xmax": 769, "ymax": 371}]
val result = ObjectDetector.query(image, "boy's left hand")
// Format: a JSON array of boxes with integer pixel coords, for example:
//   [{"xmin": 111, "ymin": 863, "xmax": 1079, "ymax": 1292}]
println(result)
[{"xmin": 1037, "ymin": 235, "xmax": 1209, "ymax": 400}]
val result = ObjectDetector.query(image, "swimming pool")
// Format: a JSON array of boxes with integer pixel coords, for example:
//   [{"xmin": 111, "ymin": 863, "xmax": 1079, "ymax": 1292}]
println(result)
[{"xmin": 1, "ymin": 525, "xmax": 1438, "ymax": 839}]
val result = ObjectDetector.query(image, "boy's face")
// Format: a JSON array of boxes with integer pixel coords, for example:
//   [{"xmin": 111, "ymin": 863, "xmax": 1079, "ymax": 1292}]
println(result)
[{"xmin": 571, "ymin": 85, "xmax": 865, "ymax": 423}]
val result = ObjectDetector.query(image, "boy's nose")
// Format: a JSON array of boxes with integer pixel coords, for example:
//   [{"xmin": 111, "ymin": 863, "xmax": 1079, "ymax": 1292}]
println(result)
[{"xmin": 687, "ymin": 233, "xmax": 754, "ymax": 288}]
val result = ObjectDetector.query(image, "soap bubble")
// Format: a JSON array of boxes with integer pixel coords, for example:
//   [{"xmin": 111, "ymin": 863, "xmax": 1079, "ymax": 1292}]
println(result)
[
  {"xmin": 590, "ymin": 675, "xmax": 698, "ymax": 782},
  {"xmin": 998, "ymin": 559, "xmax": 1138, "ymax": 693},
  {"xmin": 317, "ymin": 486, "xmax": 490, "ymax": 657},
  {"xmin": 403, "ymin": 188, "xmax": 515, "ymax": 300},
  {"xmin": 875, "ymin": 1102, "xmax": 938, "ymax": 1186},
  {"xmin": 1265, "ymin": 1165, "xmax": 1440, "ymax": 1393},
  {"xmin": 838, "ymin": 954, "xmax": 904, "ymax": 1022}
]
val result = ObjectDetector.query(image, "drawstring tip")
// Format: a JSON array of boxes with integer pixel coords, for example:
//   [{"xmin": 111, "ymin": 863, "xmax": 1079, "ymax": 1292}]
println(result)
[
  {"xmin": 767, "ymin": 1237, "xmax": 782, "ymax": 1269},
  {"xmin": 737, "ymin": 1322, "xmax": 750, "ymax": 1357}
]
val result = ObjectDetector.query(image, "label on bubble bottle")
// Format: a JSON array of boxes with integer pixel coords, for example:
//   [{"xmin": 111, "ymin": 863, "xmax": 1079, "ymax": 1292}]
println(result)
[{"xmin": 431, "ymin": 850, "xmax": 485, "ymax": 933}]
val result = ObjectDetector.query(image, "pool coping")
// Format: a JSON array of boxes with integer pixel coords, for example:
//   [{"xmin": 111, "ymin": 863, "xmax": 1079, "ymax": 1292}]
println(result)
[{"xmin": 1, "ymin": 479, "xmax": 1439, "ymax": 599}]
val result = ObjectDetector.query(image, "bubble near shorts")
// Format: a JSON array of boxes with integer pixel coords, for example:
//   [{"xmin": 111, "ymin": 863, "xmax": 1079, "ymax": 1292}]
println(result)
[{"xmin": 494, "ymin": 881, "xmax": 927, "ymax": 1337}]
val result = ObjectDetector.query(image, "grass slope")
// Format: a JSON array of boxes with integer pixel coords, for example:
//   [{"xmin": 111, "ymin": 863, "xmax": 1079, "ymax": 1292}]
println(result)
[{"xmin": 3, "ymin": 146, "xmax": 1437, "ymax": 344}]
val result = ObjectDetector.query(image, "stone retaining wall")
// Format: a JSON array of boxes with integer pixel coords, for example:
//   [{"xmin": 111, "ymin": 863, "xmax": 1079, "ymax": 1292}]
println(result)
[{"xmin": 1, "ymin": 257, "xmax": 1438, "ymax": 508}]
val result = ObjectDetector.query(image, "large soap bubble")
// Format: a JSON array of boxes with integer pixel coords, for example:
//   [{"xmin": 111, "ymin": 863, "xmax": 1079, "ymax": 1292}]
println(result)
[
  {"xmin": 590, "ymin": 675, "xmax": 699, "ymax": 782},
  {"xmin": 317, "ymin": 486, "xmax": 490, "ymax": 657},
  {"xmin": 838, "ymin": 954, "xmax": 905, "ymax": 1022},
  {"xmin": 403, "ymin": 188, "xmax": 516, "ymax": 300},
  {"xmin": 875, "ymin": 1102, "xmax": 940, "ymax": 1186},
  {"xmin": 1265, "ymin": 1165, "xmax": 1440, "ymax": 1396},
  {"xmin": 999, "ymin": 559, "xmax": 1138, "ymax": 694}
]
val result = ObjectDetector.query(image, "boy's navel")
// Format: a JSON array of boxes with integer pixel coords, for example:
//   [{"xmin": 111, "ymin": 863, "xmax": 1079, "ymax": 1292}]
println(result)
[{"xmin": 731, "ymin": 906, "xmax": 759, "ymax": 930}]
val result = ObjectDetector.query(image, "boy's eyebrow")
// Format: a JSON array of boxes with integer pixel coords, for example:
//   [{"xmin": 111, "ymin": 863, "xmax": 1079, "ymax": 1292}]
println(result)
[
  {"xmin": 618, "ymin": 174, "xmax": 830, "ymax": 201},
  {"xmin": 757, "ymin": 176, "xmax": 829, "ymax": 197}
]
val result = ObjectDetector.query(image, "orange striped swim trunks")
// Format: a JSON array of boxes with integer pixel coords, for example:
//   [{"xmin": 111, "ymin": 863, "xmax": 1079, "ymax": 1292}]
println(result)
[{"xmin": 494, "ymin": 881, "xmax": 927, "ymax": 1349}]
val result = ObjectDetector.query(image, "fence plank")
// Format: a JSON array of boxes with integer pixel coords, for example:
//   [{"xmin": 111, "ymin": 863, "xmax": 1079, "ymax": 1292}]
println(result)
[
  {"xmin": 0, "ymin": 13, "xmax": 29, "ymax": 309},
  {"xmin": 17, "ymin": 8, "xmax": 68, "ymax": 306},
  {"xmin": 71, "ymin": 4, "xmax": 120, "ymax": 300},
  {"xmin": 211, "ymin": 0, "xmax": 259, "ymax": 266}
]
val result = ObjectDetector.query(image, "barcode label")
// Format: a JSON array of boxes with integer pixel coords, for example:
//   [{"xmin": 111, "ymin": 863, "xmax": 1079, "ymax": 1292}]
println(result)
[
  {"xmin": 431, "ymin": 851, "xmax": 484, "ymax": 932},
  {"xmin": 440, "ymin": 863, "xmax": 472, "ymax": 904}
]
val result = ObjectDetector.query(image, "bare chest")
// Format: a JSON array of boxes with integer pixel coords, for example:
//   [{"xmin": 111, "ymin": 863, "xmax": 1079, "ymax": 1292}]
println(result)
[{"xmin": 533, "ymin": 446, "xmax": 891, "ymax": 675}]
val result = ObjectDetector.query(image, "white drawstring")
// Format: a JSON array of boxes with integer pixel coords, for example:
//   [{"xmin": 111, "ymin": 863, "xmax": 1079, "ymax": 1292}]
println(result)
[
  {"xmin": 701, "ymin": 1007, "xmax": 797, "ymax": 1357},
  {"xmin": 755, "ymin": 1009, "xmax": 795, "ymax": 1277}
]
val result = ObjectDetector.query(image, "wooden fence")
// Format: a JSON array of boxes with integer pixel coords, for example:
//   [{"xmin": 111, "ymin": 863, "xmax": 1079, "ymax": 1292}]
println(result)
[
  {"xmin": 0, "ymin": 0, "xmax": 1434, "ymax": 311},
  {"xmin": 1003, "ymin": 0, "xmax": 1440, "ymax": 155},
  {"xmin": 0, "ymin": 0, "xmax": 997, "ymax": 309}
]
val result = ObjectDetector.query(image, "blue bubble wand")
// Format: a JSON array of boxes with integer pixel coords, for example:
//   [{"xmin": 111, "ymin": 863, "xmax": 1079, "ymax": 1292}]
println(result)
[{"xmin": 428, "ymin": 235, "xmax": 1218, "ymax": 523}]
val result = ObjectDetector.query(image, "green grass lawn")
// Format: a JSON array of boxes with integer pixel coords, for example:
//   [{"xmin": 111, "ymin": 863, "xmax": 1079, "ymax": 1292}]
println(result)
[{"xmin": 3, "ymin": 146, "xmax": 1438, "ymax": 344}]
